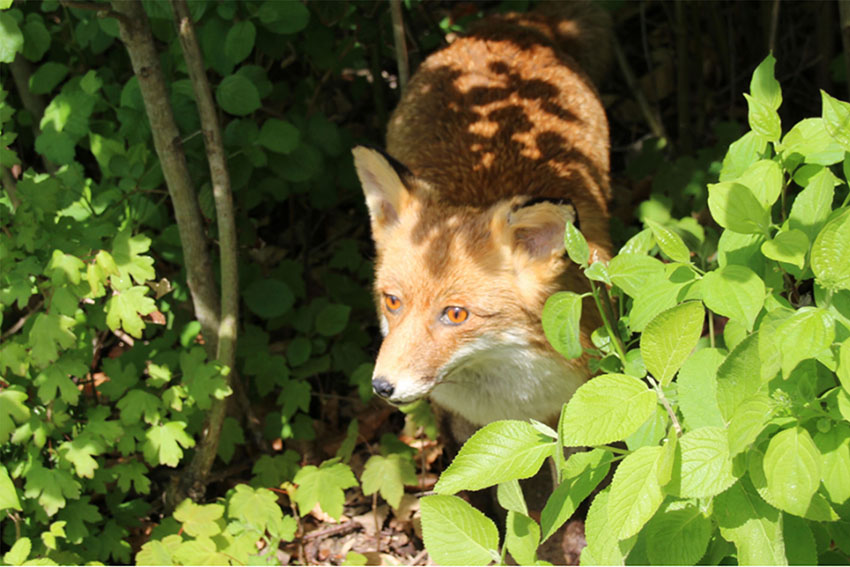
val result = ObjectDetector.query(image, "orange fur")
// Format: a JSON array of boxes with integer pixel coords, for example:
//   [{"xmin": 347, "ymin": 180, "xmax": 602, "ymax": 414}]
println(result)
[{"xmin": 353, "ymin": 2, "xmax": 612, "ymax": 438}]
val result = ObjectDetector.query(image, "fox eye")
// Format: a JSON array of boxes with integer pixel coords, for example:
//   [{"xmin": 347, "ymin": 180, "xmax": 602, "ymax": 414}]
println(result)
[
  {"xmin": 384, "ymin": 294, "xmax": 402, "ymax": 312},
  {"xmin": 442, "ymin": 306, "xmax": 469, "ymax": 325}
]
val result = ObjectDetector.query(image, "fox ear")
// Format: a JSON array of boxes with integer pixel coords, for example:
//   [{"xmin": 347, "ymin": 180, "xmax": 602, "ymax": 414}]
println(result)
[
  {"xmin": 500, "ymin": 198, "xmax": 579, "ymax": 260},
  {"xmin": 352, "ymin": 146, "xmax": 412, "ymax": 233}
]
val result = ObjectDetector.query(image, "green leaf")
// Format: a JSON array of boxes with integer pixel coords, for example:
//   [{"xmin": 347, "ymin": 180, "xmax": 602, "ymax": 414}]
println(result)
[
  {"xmin": 135, "ymin": 535, "xmax": 181, "ymax": 566},
  {"xmin": 0, "ymin": 465, "xmax": 21, "ymax": 512},
  {"xmin": 315, "ymin": 303, "xmax": 351, "ymax": 337},
  {"xmin": 761, "ymin": 229, "xmax": 809, "ymax": 270},
  {"xmin": 173, "ymin": 499, "xmax": 224, "ymax": 538},
  {"xmin": 244, "ymin": 278, "xmax": 294, "ymax": 318},
  {"xmin": 671, "ymin": 426, "xmax": 737, "ymax": 498},
  {"xmin": 496, "ymin": 479, "xmax": 527, "ymax": 516},
  {"xmin": 815, "ymin": 424, "xmax": 850, "ymax": 506},
  {"xmin": 781, "ymin": 118, "xmax": 846, "ymax": 166},
  {"xmin": 106, "ymin": 286, "xmax": 156, "ymax": 338},
  {"xmin": 560, "ymin": 374, "xmax": 657, "ymax": 446},
  {"xmin": 716, "ymin": 333, "xmax": 764, "ymax": 422},
  {"xmin": 541, "ymin": 291, "xmax": 583, "ymax": 359},
  {"xmin": 57, "ymin": 434, "xmax": 103, "ymax": 479},
  {"xmin": 750, "ymin": 54, "xmax": 782, "ymax": 110},
  {"xmin": 24, "ymin": 464, "xmax": 81, "ymax": 517},
  {"xmin": 608, "ymin": 254, "xmax": 665, "ymax": 298},
  {"xmin": 34, "ymin": 354, "xmax": 86, "ymax": 404},
  {"xmin": 0, "ymin": 388, "xmax": 30, "ymax": 444},
  {"xmin": 3, "ymin": 537, "xmax": 31, "ymax": 566},
  {"xmin": 745, "ymin": 93, "xmax": 782, "ymax": 142},
  {"xmin": 420, "ymin": 495, "xmax": 499, "ymax": 566},
  {"xmin": 584, "ymin": 490, "xmax": 636, "ymax": 565},
  {"xmin": 227, "ymin": 485, "xmax": 284, "ymax": 531},
  {"xmin": 29, "ymin": 311, "xmax": 76, "ymax": 367},
  {"xmin": 789, "ymin": 168, "xmax": 837, "ymax": 244},
  {"xmin": 707, "ymin": 181, "xmax": 770, "ymax": 235},
  {"xmin": 216, "ymin": 74, "xmax": 261, "ymax": 116},
  {"xmin": 776, "ymin": 307, "xmax": 834, "ymax": 377},
  {"xmin": 143, "ymin": 421, "xmax": 196, "ymax": 467},
  {"xmin": 22, "ymin": 17, "xmax": 50, "ymax": 62},
  {"xmin": 720, "ymin": 130, "xmax": 768, "ymax": 181},
  {"xmin": 646, "ymin": 501, "xmax": 713, "ymax": 566},
  {"xmin": 584, "ymin": 261, "xmax": 611, "ymax": 284},
  {"xmin": 292, "ymin": 459, "xmax": 358, "ymax": 520},
  {"xmin": 257, "ymin": 118, "xmax": 300, "ymax": 154},
  {"xmin": 540, "ymin": 449, "xmax": 612, "ymax": 542},
  {"xmin": 727, "ymin": 396, "xmax": 775, "ymax": 456},
  {"xmin": 111, "ymin": 230, "xmax": 155, "ymax": 288},
  {"xmin": 811, "ymin": 208, "xmax": 850, "ymax": 291},
  {"xmin": 361, "ymin": 454, "xmax": 417, "ymax": 509},
  {"xmin": 435, "ymin": 421, "xmax": 554, "ymax": 494},
  {"xmin": 736, "ymin": 159, "xmax": 784, "ymax": 208},
  {"xmin": 224, "ymin": 20, "xmax": 255, "ymax": 64},
  {"xmin": 172, "ymin": 537, "xmax": 230, "ymax": 566},
  {"xmin": 702, "ymin": 264, "xmax": 765, "ymax": 331},
  {"xmin": 645, "ymin": 219, "xmax": 690, "ymax": 263},
  {"xmin": 505, "ymin": 511, "xmax": 540, "ymax": 566},
  {"xmin": 0, "ymin": 12, "xmax": 23, "ymax": 63},
  {"xmin": 641, "ymin": 301, "xmax": 704, "ymax": 386},
  {"xmin": 29, "ymin": 61, "xmax": 68, "ymax": 94},
  {"xmin": 821, "ymin": 90, "xmax": 850, "ymax": 151},
  {"xmin": 839, "ymin": 338, "xmax": 850, "ymax": 393},
  {"xmin": 257, "ymin": 0, "xmax": 310, "ymax": 34},
  {"xmin": 678, "ymin": 347, "xmax": 725, "ymax": 429},
  {"xmin": 715, "ymin": 478, "xmax": 786, "ymax": 565},
  {"xmin": 763, "ymin": 427, "xmax": 822, "ymax": 516},
  {"xmin": 606, "ymin": 445, "xmax": 665, "ymax": 540},
  {"xmin": 564, "ymin": 221, "xmax": 589, "ymax": 266}
]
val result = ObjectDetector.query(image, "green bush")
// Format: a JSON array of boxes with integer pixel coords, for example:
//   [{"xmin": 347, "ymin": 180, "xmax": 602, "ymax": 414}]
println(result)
[{"xmin": 419, "ymin": 55, "xmax": 850, "ymax": 566}]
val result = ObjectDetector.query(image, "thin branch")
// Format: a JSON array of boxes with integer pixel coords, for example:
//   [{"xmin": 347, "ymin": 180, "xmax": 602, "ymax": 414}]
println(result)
[
  {"xmin": 647, "ymin": 375, "xmax": 682, "ymax": 437},
  {"xmin": 390, "ymin": 0, "xmax": 409, "ymax": 95},
  {"xmin": 613, "ymin": 37, "xmax": 667, "ymax": 141},
  {"xmin": 8, "ymin": 55, "xmax": 56, "ymax": 173},
  {"xmin": 0, "ymin": 298, "xmax": 44, "ymax": 342},
  {"xmin": 169, "ymin": 0, "xmax": 240, "ymax": 504},
  {"xmin": 110, "ymin": 0, "xmax": 221, "ymax": 368},
  {"xmin": 1, "ymin": 166, "xmax": 21, "ymax": 210},
  {"xmin": 767, "ymin": 0, "xmax": 781, "ymax": 55},
  {"xmin": 840, "ymin": 0, "xmax": 850, "ymax": 101}
]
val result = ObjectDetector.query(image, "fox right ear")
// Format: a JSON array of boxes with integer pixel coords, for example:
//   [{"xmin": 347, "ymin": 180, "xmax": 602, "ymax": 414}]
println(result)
[{"xmin": 352, "ymin": 146, "xmax": 412, "ymax": 234}]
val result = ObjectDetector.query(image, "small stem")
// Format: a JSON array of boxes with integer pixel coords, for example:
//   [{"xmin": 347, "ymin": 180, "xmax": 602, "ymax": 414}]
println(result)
[
  {"xmin": 591, "ymin": 282, "xmax": 627, "ymax": 362},
  {"xmin": 372, "ymin": 492, "xmax": 380, "ymax": 553},
  {"xmin": 601, "ymin": 445, "xmax": 630, "ymax": 455},
  {"xmin": 708, "ymin": 310, "xmax": 716, "ymax": 348},
  {"xmin": 647, "ymin": 376, "xmax": 682, "ymax": 437}
]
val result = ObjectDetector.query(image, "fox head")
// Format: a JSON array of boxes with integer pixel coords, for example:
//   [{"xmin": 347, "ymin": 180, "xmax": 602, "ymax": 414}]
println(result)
[{"xmin": 353, "ymin": 146, "xmax": 590, "ymax": 423}]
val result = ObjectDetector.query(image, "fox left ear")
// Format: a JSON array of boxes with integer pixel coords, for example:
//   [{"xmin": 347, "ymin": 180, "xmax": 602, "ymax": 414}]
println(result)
[
  {"xmin": 352, "ymin": 146, "xmax": 413, "ymax": 236},
  {"xmin": 499, "ymin": 198, "xmax": 579, "ymax": 260}
]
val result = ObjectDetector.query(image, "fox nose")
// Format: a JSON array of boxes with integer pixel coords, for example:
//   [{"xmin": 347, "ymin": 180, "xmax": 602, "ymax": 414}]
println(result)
[{"xmin": 372, "ymin": 376, "xmax": 395, "ymax": 399}]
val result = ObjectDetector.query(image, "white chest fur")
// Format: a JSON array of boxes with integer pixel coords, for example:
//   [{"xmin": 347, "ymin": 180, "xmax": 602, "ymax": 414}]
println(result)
[{"xmin": 428, "ymin": 332, "xmax": 587, "ymax": 427}]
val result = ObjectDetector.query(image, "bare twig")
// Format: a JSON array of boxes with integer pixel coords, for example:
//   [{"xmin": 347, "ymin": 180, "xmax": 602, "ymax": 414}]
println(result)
[
  {"xmin": 110, "ymin": 0, "xmax": 221, "ymax": 369},
  {"xmin": 840, "ymin": 0, "xmax": 850, "ymax": 100},
  {"xmin": 169, "ymin": 0, "xmax": 240, "ymax": 504},
  {"xmin": 647, "ymin": 375, "xmax": 682, "ymax": 437},
  {"xmin": 8, "ymin": 55, "xmax": 56, "ymax": 173},
  {"xmin": 390, "ymin": 0, "xmax": 409, "ymax": 94},
  {"xmin": 767, "ymin": 0, "xmax": 781, "ymax": 55},
  {"xmin": 613, "ymin": 38, "xmax": 667, "ymax": 141},
  {"xmin": 1, "ymin": 166, "xmax": 20, "ymax": 210},
  {"xmin": 300, "ymin": 522, "xmax": 360, "ymax": 542},
  {"xmin": 0, "ymin": 298, "xmax": 44, "ymax": 341}
]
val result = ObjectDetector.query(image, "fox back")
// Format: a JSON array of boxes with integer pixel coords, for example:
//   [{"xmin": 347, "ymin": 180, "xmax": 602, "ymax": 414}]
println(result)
[{"xmin": 353, "ymin": 2, "xmax": 612, "ymax": 437}]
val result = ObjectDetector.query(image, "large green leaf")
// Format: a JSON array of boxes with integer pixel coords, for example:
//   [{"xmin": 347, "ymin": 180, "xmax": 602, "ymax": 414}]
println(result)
[
  {"xmin": 760, "ymin": 229, "xmax": 809, "ymax": 270},
  {"xmin": 763, "ymin": 427, "xmax": 822, "ymax": 517},
  {"xmin": 584, "ymin": 491, "xmax": 636, "ymax": 565},
  {"xmin": 292, "ymin": 459, "xmax": 358, "ymax": 520},
  {"xmin": 435, "ymin": 421, "xmax": 553, "ymax": 494},
  {"xmin": 0, "ymin": 12, "xmax": 23, "ymax": 63},
  {"xmin": 606, "ymin": 445, "xmax": 665, "ymax": 540},
  {"xmin": 776, "ymin": 307, "xmax": 834, "ymax": 377},
  {"xmin": 224, "ymin": 21, "xmax": 255, "ymax": 64},
  {"xmin": 420, "ymin": 495, "xmax": 499, "ymax": 566},
  {"xmin": 707, "ymin": 181, "xmax": 770, "ymax": 235},
  {"xmin": 640, "ymin": 301, "xmax": 704, "ymax": 386},
  {"xmin": 541, "ymin": 291, "xmax": 583, "ymax": 359},
  {"xmin": 361, "ymin": 454, "xmax": 417, "ymax": 509},
  {"xmin": 216, "ymin": 74, "xmax": 261, "ymax": 116},
  {"xmin": 563, "ymin": 220, "xmax": 589, "ymax": 266},
  {"xmin": 505, "ymin": 511, "xmax": 540, "ymax": 566},
  {"xmin": 702, "ymin": 264, "xmax": 765, "ymax": 331},
  {"xmin": 540, "ymin": 449, "xmax": 612, "ymax": 542},
  {"xmin": 789, "ymin": 168, "xmax": 837, "ymax": 244},
  {"xmin": 821, "ymin": 90, "xmax": 850, "ymax": 151},
  {"xmin": 560, "ymin": 374, "xmax": 657, "ymax": 447},
  {"xmin": 646, "ymin": 501, "xmax": 713, "ymax": 566},
  {"xmin": 750, "ymin": 54, "xmax": 782, "ymax": 110},
  {"xmin": 715, "ymin": 479, "xmax": 787, "ymax": 565},
  {"xmin": 608, "ymin": 254, "xmax": 665, "ymax": 298},
  {"xmin": 645, "ymin": 219, "xmax": 690, "ymax": 264},
  {"xmin": 811, "ymin": 208, "xmax": 850, "ymax": 291},
  {"xmin": 670, "ymin": 426, "xmax": 737, "ymax": 498},
  {"xmin": 678, "ymin": 347, "xmax": 726, "ymax": 429}
]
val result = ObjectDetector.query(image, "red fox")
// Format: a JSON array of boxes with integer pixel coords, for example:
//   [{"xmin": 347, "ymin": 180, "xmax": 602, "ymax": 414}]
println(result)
[{"xmin": 353, "ymin": 3, "xmax": 612, "ymax": 441}]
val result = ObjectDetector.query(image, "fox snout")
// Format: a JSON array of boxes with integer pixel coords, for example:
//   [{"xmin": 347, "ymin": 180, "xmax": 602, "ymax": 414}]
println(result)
[{"xmin": 371, "ymin": 376, "xmax": 395, "ymax": 399}]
